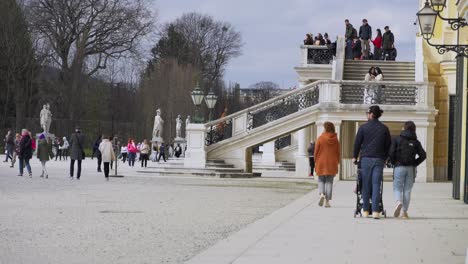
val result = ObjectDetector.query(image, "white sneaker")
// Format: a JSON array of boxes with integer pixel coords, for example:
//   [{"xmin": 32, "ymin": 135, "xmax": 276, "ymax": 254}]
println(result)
[
  {"xmin": 318, "ymin": 194, "xmax": 325, "ymax": 207},
  {"xmin": 393, "ymin": 202, "xmax": 402, "ymax": 218}
]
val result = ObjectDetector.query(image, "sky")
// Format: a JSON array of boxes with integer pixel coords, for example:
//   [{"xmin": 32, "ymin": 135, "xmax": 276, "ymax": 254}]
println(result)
[{"xmin": 154, "ymin": 0, "xmax": 419, "ymax": 89}]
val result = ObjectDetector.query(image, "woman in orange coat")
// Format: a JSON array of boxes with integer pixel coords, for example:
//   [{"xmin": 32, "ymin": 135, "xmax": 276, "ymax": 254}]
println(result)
[{"xmin": 314, "ymin": 122, "xmax": 340, "ymax": 207}]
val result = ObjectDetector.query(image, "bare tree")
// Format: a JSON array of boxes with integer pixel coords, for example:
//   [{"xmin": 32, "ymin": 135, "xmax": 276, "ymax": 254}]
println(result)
[
  {"xmin": 26, "ymin": 0, "xmax": 155, "ymax": 121},
  {"xmin": 249, "ymin": 81, "xmax": 281, "ymax": 104}
]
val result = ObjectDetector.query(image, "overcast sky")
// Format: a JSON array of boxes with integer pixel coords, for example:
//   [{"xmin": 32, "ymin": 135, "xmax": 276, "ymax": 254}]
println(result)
[{"xmin": 154, "ymin": 0, "xmax": 419, "ymax": 88}]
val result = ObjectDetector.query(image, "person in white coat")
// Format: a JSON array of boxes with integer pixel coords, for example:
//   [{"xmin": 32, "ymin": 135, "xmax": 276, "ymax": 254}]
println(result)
[{"xmin": 98, "ymin": 135, "xmax": 115, "ymax": 181}]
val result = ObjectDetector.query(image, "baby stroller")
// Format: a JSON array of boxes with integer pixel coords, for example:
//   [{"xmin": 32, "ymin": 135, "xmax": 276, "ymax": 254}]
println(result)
[{"xmin": 353, "ymin": 160, "xmax": 387, "ymax": 218}]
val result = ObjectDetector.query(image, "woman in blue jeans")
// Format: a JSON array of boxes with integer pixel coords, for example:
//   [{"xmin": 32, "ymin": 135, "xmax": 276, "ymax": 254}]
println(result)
[{"xmin": 388, "ymin": 121, "xmax": 426, "ymax": 219}]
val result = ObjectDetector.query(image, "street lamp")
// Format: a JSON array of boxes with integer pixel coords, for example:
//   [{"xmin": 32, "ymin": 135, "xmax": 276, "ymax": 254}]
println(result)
[
  {"xmin": 417, "ymin": 1, "xmax": 438, "ymax": 40},
  {"xmin": 191, "ymin": 82, "xmax": 204, "ymax": 123},
  {"xmin": 205, "ymin": 88, "xmax": 218, "ymax": 121},
  {"xmin": 430, "ymin": 0, "xmax": 446, "ymax": 12}
]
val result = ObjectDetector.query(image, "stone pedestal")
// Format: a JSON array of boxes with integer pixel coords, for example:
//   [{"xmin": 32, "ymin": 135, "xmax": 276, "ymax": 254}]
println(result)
[
  {"xmin": 295, "ymin": 128, "xmax": 311, "ymax": 178},
  {"xmin": 184, "ymin": 124, "xmax": 206, "ymax": 168},
  {"xmin": 261, "ymin": 141, "xmax": 276, "ymax": 165}
]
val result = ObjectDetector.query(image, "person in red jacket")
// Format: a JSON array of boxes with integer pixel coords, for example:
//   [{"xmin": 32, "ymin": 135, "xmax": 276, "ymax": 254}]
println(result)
[
  {"xmin": 127, "ymin": 138, "xmax": 137, "ymax": 167},
  {"xmin": 372, "ymin": 29, "xmax": 383, "ymax": 60}
]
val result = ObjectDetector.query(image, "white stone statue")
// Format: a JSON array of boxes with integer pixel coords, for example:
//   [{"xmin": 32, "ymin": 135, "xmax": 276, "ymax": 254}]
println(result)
[
  {"xmin": 185, "ymin": 115, "xmax": 191, "ymax": 127},
  {"xmin": 40, "ymin": 104, "xmax": 52, "ymax": 134},
  {"xmin": 153, "ymin": 109, "xmax": 164, "ymax": 139},
  {"xmin": 176, "ymin": 114, "xmax": 182, "ymax": 138}
]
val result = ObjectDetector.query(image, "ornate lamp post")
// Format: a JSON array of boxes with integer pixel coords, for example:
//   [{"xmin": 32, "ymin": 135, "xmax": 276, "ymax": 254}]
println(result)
[
  {"xmin": 191, "ymin": 82, "xmax": 205, "ymax": 123},
  {"xmin": 417, "ymin": 0, "xmax": 468, "ymax": 203},
  {"xmin": 205, "ymin": 87, "xmax": 218, "ymax": 122}
]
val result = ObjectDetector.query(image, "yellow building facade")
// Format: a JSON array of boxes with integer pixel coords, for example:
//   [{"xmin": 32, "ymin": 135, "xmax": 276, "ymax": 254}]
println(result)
[{"xmin": 418, "ymin": 0, "xmax": 468, "ymax": 202}]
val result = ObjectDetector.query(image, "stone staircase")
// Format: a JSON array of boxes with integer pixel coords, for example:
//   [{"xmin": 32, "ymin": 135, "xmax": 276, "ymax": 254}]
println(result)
[
  {"xmin": 136, "ymin": 158, "xmax": 258, "ymax": 178},
  {"xmin": 253, "ymin": 161, "xmax": 296, "ymax": 178},
  {"xmin": 343, "ymin": 60, "xmax": 415, "ymax": 81}
]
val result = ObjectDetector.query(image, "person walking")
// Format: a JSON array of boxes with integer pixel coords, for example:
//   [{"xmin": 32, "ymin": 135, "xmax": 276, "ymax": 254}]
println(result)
[
  {"xmin": 352, "ymin": 37, "xmax": 362, "ymax": 60},
  {"xmin": 93, "ymin": 135, "xmax": 102, "ymax": 172},
  {"xmin": 174, "ymin": 143, "xmax": 182, "ymax": 158},
  {"xmin": 372, "ymin": 29, "xmax": 383, "ymax": 60},
  {"xmin": 382, "ymin": 26, "xmax": 395, "ymax": 61},
  {"xmin": 60, "ymin": 136, "xmax": 69, "ymax": 160},
  {"xmin": 120, "ymin": 144, "xmax": 128, "ymax": 163},
  {"xmin": 315, "ymin": 122, "xmax": 340, "ymax": 208},
  {"xmin": 359, "ymin": 19, "xmax": 372, "ymax": 59},
  {"xmin": 99, "ymin": 135, "xmax": 116, "ymax": 181},
  {"xmin": 307, "ymin": 141, "xmax": 316, "ymax": 178},
  {"xmin": 11, "ymin": 133, "xmax": 21, "ymax": 168},
  {"xmin": 69, "ymin": 127, "xmax": 85, "ymax": 180},
  {"xmin": 127, "ymin": 138, "xmax": 137, "ymax": 167},
  {"xmin": 139, "ymin": 139, "xmax": 150, "ymax": 168},
  {"xmin": 17, "ymin": 129, "xmax": 33, "ymax": 177},
  {"xmin": 37, "ymin": 134, "xmax": 54, "ymax": 179},
  {"xmin": 4, "ymin": 130, "xmax": 14, "ymax": 163},
  {"xmin": 352, "ymin": 105, "xmax": 391, "ymax": 219},
  {"xmin": 388, "ymin": 121, "xmax": 426, "ymax": 219},
  {"xmin": 157, "ymin": 143, "xmax": 167, "ymax": 162}
]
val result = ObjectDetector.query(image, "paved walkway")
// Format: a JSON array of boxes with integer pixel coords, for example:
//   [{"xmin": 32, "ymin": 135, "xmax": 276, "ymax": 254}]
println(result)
[{"xmin": 186, "ymin": 181, "xmax": 468, "ymax": 264}]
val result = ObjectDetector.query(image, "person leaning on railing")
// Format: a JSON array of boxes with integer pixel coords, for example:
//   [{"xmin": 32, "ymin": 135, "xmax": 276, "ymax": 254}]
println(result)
[{"xmin": 304, "ymin": 33, "xmax": 314, "ymax": 45}]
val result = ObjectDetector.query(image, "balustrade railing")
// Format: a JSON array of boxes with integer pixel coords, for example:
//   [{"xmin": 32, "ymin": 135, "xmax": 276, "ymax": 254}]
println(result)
[
  {"xmin": 303, "ymin": 45, "xmax": 334, "ymax": 65},
  {"xmin": 338, "ymin": 81, "xmax": 423, "ymax": 105},
  {"xmin": 203, "ymin": 80, "xmax": 431, "ymax": 147}
]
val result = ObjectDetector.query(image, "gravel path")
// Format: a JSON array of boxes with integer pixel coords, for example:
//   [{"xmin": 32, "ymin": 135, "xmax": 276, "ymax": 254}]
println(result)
[{"xmin": 0, "ymin": 157, "xmax": 313, "ymax": 264}]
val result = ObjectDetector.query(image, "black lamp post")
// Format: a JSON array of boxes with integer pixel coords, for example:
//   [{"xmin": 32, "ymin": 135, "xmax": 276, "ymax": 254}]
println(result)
[
  {"xmin": 205, "ymin": 88, "xmax": 218, "ymax": 122},
  {"xmin": 417, "ymin": 0, "xmax": 468, "ymax": 203},
  {"xmin": 191, "ymin": 82, "xmax": 205, "ymax": 123}
]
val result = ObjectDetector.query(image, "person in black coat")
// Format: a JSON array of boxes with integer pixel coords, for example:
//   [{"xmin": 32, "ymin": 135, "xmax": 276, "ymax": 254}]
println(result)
[
  {"xmin": 18, "ymin": 129, "xmax": 33, "ymax": 177},
  {"xmin": 157, "ymin": 143, "xmax": 167, "ymax": 162},
  {"xmin": 93, "ymin": 135, "xmax": 102, "ymax": 172},
  {"xmin": 352, "ymin": 37, "xmax": 362, "ymax": 60}
]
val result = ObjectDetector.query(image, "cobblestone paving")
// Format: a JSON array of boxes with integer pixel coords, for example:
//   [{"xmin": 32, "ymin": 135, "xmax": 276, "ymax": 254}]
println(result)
[{"xmin": 0, "ymin": 157, "xmax": 314, "ymax": 264}]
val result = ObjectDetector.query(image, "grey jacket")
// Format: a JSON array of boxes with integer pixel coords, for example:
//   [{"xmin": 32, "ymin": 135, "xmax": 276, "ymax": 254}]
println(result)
[{"xmin": 70, "ymin": 132, "xmax": 85, "ymax": 160}]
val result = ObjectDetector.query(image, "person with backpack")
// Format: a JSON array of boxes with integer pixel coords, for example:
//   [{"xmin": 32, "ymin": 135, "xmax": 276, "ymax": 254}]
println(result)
[
  {"xmin": 345, "ymin": 19, "xmax": 357, "ymax": 59},
  {"xmin": 388, "ymin": 121, "xmax": 426, "ymax": 219},
  {"xmin": 353, "ymin": 105, "xmax": 391, "ymax": 219},
  {"xmin": 37, "ymin": 134, "xmax": 54, "ymax": 179}
]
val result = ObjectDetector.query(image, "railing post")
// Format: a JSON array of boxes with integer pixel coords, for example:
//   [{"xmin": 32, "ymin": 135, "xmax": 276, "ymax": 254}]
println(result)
[
  {"xmin": 319, "ymin": 81, "xmax": 341, "ymax": 104},
  {"xmin": 300, "ymin": 45, "xmax": 309, "ymax": 67},
  {"xmin": 184, "ymin": 123, "xmax": 206, "ymax": 168},
  {"xmin": 416, "ymin": 83, "xmax": 435, "ymax": 108},
  {"xmin": 232, "ymin": 112, "xmax": 248, "ymax": 136},
  {"xmin": 332, "ymin": 36, "xmax": 346, "ymax": 81}
]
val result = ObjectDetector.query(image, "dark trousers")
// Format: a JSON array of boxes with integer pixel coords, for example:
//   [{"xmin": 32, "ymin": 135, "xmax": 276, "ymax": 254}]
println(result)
[
  {"xmin": 70, "ymin": 159, "xmax": 82, "ymax": 179},
  {"xmin": 360, "ymin": 157, "xmax": 384, "ymax": 213},
  {"xmin": 309, "ymin": 157, "xmax": 315, "ymax": 175},
  {"xmin": 103, "ymin": 162, "xmax": 110, "ymax": 178},
  {"xmin": 157, "ymin": 153, "xmax": 166, "ymax": 162},
  {"xmin": 4, "ymin": 145, "xmax": 13, "ymax": 161},
  {"xmin": 97, "ymin": 154, "xmax": 102, "ymax": 171},
  {"xmin": 140, "ymin": 153, "xmax": 148, "ymax": 167},
  {"xmin": 121, "ymin": 153, "xmax": 127, "ymax": 163},
  {"xmin": 55, "ymin": 149, "xmax": 62, "ymax": 160}
]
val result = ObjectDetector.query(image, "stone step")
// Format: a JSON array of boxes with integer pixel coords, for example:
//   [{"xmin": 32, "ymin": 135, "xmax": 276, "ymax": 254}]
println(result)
[
  {"xmin": 137, "ymin": 169, "xmax": 258, "ymax": 178},
  {"xmin": 206, "ymin": 163, "xmax": 235, "ymax": 168},
  {"xmin": 146, "ymin": 166, "xmax": 246, "ymax": 174}
]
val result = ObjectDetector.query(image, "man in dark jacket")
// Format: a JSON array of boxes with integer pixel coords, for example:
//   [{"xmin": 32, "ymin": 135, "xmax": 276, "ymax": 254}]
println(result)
[
  {"xmin": 69, "ymin": 127, "xmax": 85, "ymax": 180},
  {"xmin": 359, "ymin": 19, "xmax": 372, "ymax": 59},
  {"xmin": 307, "ymin": 141, "xmax": 315, "ymax": 177},
  {"xmin": 4, "ymin": 130, "xmax": 14, "ymax": 162},
  {"xmin": 18, "ymin": 129, "xmax": 33, "ymax": 177},
  {"xmin": 353, "ymin": 105, "xmax": 391, "ymax": 219},
  {"xmin": 382, "ymin": 26, "xmax": 395, "ymax": 60},
  {"xmin": 93, "ymin": 135, "xmax": 102, "ymax": 172},
  {"xmin": 388, "ymin": 121, "xmax": 426, "ymax": 219},
  {"xmin": 345, "ymin": 19, "xmax": 357, "ymax": 59}
]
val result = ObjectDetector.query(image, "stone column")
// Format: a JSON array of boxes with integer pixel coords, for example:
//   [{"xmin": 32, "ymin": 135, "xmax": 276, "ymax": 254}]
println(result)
[
  {"xmin": 415, "ymin": 121, "xmax": 436, "ymax": 182},
  {"xmin": 184, "ymin": 124, "xmax": 206, "ymax": 169},
  {"xmin": 262, "ymin": 141, "xmax": 276, "ymax": 165},
  {"xmin": 295, "ymin": 127, "xmax": 311, "ymax": 178}
]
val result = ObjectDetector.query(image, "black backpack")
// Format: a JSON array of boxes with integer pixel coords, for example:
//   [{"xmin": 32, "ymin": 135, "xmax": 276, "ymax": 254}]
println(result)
[{"xmin": 397, "ymin": 137, "xmax": 418, "ymax": 166}]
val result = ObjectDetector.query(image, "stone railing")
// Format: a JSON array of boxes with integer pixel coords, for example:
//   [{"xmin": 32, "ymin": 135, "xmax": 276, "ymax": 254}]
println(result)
[
  {"xmin": 204, "ymin": 81, "xmax": 323, "ymax": 146},
  {"xmin": 300, "ymin": 45, "xmax": 334, "ymax": 65},
  {"xmin": 203, "ymin": 80, "xmax": 432, "ymax": 147}
]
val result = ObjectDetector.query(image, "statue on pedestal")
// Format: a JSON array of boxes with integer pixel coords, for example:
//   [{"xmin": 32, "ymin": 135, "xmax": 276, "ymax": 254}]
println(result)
[
  {"xmin": 40, "ymin": 103, "xmax": 52, "ymax": 134},
  {"xmin": 153, "ymin": 109, "xmax": 164, "ymax": 140},
  {"xmin": 175, "ymin": 114, "xmax": 182, "ymax": 138}
]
